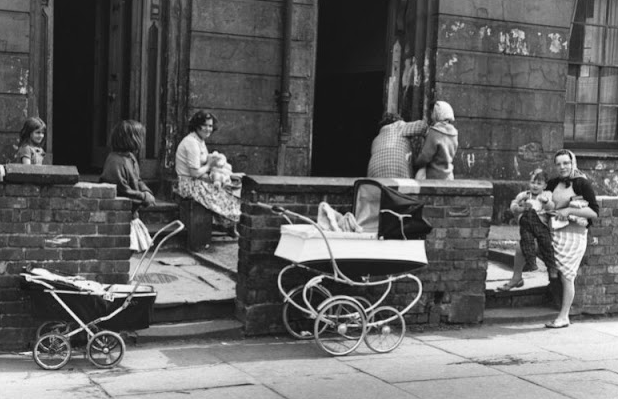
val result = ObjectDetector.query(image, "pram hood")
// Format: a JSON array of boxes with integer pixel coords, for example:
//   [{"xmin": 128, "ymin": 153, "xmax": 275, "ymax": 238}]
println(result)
[{"xmin": 352, "ymin": 179, "xmax": 432, "ymax": 240}]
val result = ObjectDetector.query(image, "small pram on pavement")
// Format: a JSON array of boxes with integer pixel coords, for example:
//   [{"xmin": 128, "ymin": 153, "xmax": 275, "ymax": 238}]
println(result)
[
  {"xmin": 259, "ymin": 179, "xmax": 432, "ymax": 356},
  {"xmin": 20, "ymin": 220, "xmax": 184, "ymax": 370}
]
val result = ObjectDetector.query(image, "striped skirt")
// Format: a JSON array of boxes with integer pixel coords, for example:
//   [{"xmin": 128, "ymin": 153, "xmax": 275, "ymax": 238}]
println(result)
[{"xmin": 552, "ymin": 228, "xmax": 587, "ymax": 281}]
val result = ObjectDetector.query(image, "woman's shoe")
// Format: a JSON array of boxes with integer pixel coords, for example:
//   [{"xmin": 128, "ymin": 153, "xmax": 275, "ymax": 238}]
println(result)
[
  {"xmin": 545, "ymin": 319, "xmax": 570, "ymax": 329},
  {"xmin": 496, "ymin": 279, "xmax": 524, "ymax": 292}
]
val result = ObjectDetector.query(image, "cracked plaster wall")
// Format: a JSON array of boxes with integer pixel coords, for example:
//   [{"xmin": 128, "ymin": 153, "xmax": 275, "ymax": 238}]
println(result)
[{"xmin": 434, "ymin": 0, "xmax": 576, "ymax": 183}]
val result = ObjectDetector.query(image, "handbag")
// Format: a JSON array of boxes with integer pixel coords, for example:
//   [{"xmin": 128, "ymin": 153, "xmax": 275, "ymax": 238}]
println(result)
[{"xmin": 377, "ymin": 184, "xmax": 433, "ymax": 240}]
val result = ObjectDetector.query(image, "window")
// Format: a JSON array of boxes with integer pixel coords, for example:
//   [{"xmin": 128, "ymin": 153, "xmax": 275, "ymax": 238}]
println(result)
[{"xmin": 565, "ymin": 0, "xmax": 618, "ymax": 148}]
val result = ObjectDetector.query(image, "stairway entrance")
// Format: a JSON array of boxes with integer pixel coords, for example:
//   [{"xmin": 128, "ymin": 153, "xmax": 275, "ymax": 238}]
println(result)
[{"xmin": 485, "ymin": 225, "xmax": 559, "ymax": 323}]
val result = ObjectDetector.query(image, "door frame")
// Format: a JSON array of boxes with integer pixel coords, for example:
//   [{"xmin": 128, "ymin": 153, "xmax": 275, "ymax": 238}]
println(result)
[
  {"xmin": 30, "ymin": 0, "xmax": 54, "ymax": 163},
  {"xmin": 32, "ymin": 0, "xmax": 164, "ymax": 174}
]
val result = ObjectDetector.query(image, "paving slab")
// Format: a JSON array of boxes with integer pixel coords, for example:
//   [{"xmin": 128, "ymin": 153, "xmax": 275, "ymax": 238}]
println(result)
[
  {"xmin": 576, "ymin": 319, "xmax": 618, "ymax": 337},
  {"xmin": 525, "ymin": 370, "xmax": 618, "ymax": 399},
  {"xmin": 233, "ymin": 357, "xmax": 358, "ymax": 383},
  {"xmin": 488, "ymin": 357, "xmax": 598, "ymax": 377},
  {"xmin": 396, "ymin": 374, "xmax": 569, "ymax": 399},
  {"xmin": 121, "ymin": 385, "xmax": 285, "ymax": 399},
  {"xmin": 207, "ymin": 340, "xmax": 325, "ymax": 363},
  {"xmin": 344, "ymin": 354, "xmax": 503, "ymax": 383},
  {"xmin": 538, "ymin": 341, "xmax": 618, "ymax": 361},
  {"xmin": 106, "ymin": 347, "xmax": 172, "ymax": 371},
  {"xmin": 425, "ymin": 336, "xmax": 551, "ymax": 359},
  {"xmin": 4, "ymin": 372, "xmax": 107, "ymax": 398},
  {"xmin": 266, "ymin": 372, "xmax": 418, "ymax": 399},
  {"xmin": 90, "ymin": 364, "xmax": 256, "ymax": 397},
  {"xmin": 158, "ymin": 346, "xmax": 228, "ymax": 367},
  {"xmin": 338, "ymin": 337, "xmax": 459, "ymax": 361}
]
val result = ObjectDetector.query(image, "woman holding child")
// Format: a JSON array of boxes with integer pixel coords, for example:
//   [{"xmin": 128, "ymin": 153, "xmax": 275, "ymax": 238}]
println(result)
[
  {"xmin": 501, "ymin": 149, "xmax": 599, "ymax": 329},
  {"xmin": 175, "ymin": 111, "xmax": 240, "ymax": 237}
]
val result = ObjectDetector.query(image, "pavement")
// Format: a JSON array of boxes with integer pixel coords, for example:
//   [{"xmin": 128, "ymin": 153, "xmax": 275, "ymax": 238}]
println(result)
[
  {"xmin": 5, "ymin": 226, "xmax": 617, "ymax": 397},
  {"xmin": 4, "ymin": 318, "xmax": 618, "ymax": 398}
]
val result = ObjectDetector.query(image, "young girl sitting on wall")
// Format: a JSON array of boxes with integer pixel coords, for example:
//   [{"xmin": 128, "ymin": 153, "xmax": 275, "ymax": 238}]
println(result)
[
  {"xmin": 15, "ymin": 117, "xmax": 47, "ymax": 165},
  {"xmin": 99, "ymin": 120, "xmax": 156, "ymax": 252}
]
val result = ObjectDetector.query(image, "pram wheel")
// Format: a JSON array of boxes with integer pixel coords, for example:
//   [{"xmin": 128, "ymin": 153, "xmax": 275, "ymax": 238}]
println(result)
[
  {"xmin": 283, "ymin": 284, "xmax": 331, "ymax": 340},
  {"xmin": 35, "ymin": 321, "xmax": 71, "ymax": 342},
  {"xmin": 314, "ymin": 297, "xmax": 366, "ymax": 356},
  {"xmin": 87, "ymin": 331, "xmax": 125, "ymax": 368},
  {"xmin": 33, "ymin": 333, "xmax": 71, "ymax": 370},
  {"xmin": 364, "ymin": 306, "xmax": 405, "ymax": 353},
  {"xmin": 351, "ymin": 296, "xmax": 372, "ymax": 312}
]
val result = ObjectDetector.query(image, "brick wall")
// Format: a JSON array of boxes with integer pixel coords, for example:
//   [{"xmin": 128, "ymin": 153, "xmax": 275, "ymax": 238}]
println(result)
[
  {"xmin": 574, "ymin": 196, "xmax": 618, "ymax": 315},
  {"xmin": 0, "ymin": 181, "xmax": 132, "ymax": 350},
  {"xmin": 237, "ymin": 176, "xmax": 494, "ymax": 335}
]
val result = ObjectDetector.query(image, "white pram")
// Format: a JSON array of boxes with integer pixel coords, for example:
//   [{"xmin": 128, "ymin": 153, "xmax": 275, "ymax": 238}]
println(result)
[
  {"xmin": 20, "ymin": 221, "xmax": 184, "ymax": 370},
  {"xmin": 259, "ymin": 179, "xmax": 431, "ymax": 356}
]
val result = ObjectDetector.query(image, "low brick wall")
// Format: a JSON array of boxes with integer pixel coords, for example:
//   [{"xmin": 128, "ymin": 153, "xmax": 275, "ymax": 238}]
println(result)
[
  {"xmin": 238, "ymin": 176, "xmax": 494, "ymax": 335},
  {"xmin": 575, "ymin": 196, "xmax": 618, "ymax": 315},
  {"xmin": 0, "ymin": 181, "xmax": 132, "ymax": 350}
]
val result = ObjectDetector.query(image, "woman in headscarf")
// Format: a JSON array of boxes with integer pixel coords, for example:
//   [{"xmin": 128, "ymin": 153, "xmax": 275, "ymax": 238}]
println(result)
[
  {"xmin": 414, "ymin": 101, "xmax": 458, "ymax": 180},
  {"xmin": 500, "ymin": 150, "xmax": 599, "ymax": 329}
]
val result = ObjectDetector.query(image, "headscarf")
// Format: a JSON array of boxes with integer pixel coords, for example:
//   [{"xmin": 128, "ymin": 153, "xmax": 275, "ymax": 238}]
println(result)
[
  {"xmin": 432, "ymin": 101, "xmax": 455, "ymax": 123},
  {"xmin": 554, "ymin": 149, "xmax": 586, "ymax": 187}
]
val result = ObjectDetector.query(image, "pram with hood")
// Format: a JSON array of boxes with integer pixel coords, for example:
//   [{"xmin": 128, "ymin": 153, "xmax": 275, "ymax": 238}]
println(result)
[
  {"xmin": 258, "ymin": 179, "xmax": 432, "ymax": 356},
  {"xmin": 20, "ymin": 220, "xmax": 184, "ymax": 370}
]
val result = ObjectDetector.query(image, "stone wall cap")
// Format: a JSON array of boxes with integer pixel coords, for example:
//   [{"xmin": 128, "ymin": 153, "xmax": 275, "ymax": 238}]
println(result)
[
  {"xmin": 242, "ymin": 175, "xmax": 493, "ymax": 196},
  {"xmin": 75, "ymin": 182, "xmax": 115, "ymax": 189},
  {"xmin": 2, "ymin": 164, "xmax": 79, "ymax": 185}
]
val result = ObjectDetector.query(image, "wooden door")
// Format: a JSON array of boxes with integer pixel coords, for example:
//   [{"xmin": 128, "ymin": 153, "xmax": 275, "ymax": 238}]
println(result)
[{"xmin": 91, "ymin": 0, "xmax": 134, "ymax": 168}]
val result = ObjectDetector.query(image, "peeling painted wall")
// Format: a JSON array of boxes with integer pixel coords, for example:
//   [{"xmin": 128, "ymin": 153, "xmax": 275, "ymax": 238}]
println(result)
[{"xmin": 434, "ymin": 0, "xmax": 576, "ymax": 183}]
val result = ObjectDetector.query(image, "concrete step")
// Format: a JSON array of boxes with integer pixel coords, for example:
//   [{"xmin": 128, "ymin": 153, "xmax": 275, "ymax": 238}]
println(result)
[
  {"xmin": 131, "ymin": 250, "xmax": 237, "ymax": 325},
  {"xmin": 485, "ymin": 285, "xmax": 553, "ymax": 309},
  {"xmin": 488, "ymin": 248, "xmax": 515, "ymax": 268},
  {"xmin": 153, "ymin": 299, "xmax": 236, "ymax": 323},
  {"xmin": 140, "ymin": 199, "xmax": 180, "ymax": 226},
  {"xmin": 134, "ymin": 318, "xmax": 244, "ymax": 344},
  {"xmin": 483, "ymin": 306, "xmax": 559, "ymax": 325}
]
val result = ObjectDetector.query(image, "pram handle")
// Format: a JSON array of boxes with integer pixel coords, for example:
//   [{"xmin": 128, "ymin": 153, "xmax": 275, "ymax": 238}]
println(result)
[
  {"xmin": 129, "ymin": 220, "xmax": 185, "ymax": 283},
  {"xmin": 256, "ymin": 202, "xmax": 286, "ymax": 215}
]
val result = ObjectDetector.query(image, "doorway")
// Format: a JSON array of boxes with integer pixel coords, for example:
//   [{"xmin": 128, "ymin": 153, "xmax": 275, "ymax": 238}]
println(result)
[
  {"xmin": 311, "ymin": 0, "xmax": 389, "ymax": 177},
  {"xmin": 52, "ymin": 0, "xmax": 97, "ymax": 172},
  {"xmin": 52, "ymin": 0, "xmax": 136, "ymax": 174}
]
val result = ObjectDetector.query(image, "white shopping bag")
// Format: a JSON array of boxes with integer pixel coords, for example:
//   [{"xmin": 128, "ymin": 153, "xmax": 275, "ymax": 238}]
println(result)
[{"xmin": 130, "ymin": 218, "xmax": 153, "ymax": 252}]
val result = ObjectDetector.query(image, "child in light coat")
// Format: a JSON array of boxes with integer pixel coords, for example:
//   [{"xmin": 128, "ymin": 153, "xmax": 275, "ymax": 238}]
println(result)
[{"xmin": 414, "ymin": 101, "xmax": 458, "ymax": 180}]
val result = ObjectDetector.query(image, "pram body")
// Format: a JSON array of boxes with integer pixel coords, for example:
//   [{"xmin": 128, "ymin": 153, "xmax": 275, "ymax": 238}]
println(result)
[
  {"xmin": 261, "ymin": 179, "xmax": 431, "ymax": 356},
  {"xmin": 20, "ymin": 220, "xmax": 184, "ymax": 370}
]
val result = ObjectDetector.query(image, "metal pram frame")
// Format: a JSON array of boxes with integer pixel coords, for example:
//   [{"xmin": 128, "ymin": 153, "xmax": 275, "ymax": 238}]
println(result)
[
  {"xmin": 257, "ymin": 179, "xmax": 429, "ymax": 356},
  {"xmin": 20, "ymin": 220, "xmax": 185, "ymax": 370}
]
